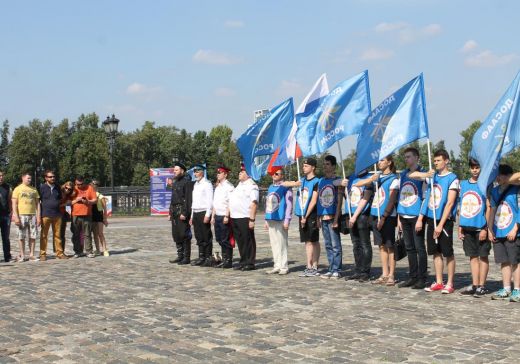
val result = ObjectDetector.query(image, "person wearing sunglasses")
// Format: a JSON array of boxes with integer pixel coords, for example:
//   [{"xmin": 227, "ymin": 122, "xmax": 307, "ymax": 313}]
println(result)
[
  {"xmin": 264, "ymin": 166, "xmax": 292, "ymax": 275},
  {"xmin": 70, "ymin": 175, "xmax": 97, "ymax": 258},
  {"xmin": 39, "ymin": 170, "xmax": 67, "ymax": 260}
]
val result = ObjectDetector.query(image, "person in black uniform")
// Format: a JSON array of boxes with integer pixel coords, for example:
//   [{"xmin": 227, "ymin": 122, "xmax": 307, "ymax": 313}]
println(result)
[{"xmin": 168, "ymin": 162, "xmax": 194, "ymax": 265}]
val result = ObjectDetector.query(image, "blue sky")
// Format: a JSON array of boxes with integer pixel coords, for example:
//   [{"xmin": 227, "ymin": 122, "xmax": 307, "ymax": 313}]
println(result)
[{"xmin": 1, "ymin": 0, "xmax": 519, "ymax": 154}]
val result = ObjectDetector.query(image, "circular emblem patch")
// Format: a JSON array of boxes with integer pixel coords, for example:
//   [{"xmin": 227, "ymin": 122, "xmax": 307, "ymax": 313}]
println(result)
[
  {"xmin": 460, "ymin": 191, "xmax": 482, "ymax": 219},
  {"xmin": 350, "ymin": 186, "xmax": 362, "ymax": 207},
  {"xmin": 319, "ymin": 185, "xmax": 335, "ymax": 208},
  {"xmin": 495, "ymin": 201, "xmax": 513, "ymax": 230},
  {"xmin": 428, "ymin": 184, "xmax": 442, "ymax": 210},
  {"xmin": 371, "ymin": 187, "xmax": 386, "ymax": 208},
  {"xmin": 266, "ymin": 192, "xmax": 281, "ymax": 214},
  {"xmin": 399, "ymin": 181, "xmax": 418, "ymax": 207}
]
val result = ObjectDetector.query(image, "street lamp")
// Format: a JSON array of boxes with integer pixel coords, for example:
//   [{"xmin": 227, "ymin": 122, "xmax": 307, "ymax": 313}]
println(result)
[{"xmin": 103, "ymin": 114, "xmax": 120, "ymax": 190}]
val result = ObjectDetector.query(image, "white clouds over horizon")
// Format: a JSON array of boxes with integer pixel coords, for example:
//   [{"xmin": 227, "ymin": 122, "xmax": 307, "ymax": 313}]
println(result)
[
  {"xmin": 214, "ymin": 87, "xmax": 236, "ymax": 97},
  {"xmin": 192, "ymin": 49, "xmax": 244, "ymax": 65},
  {"xmin": 460, "ymin": 40, "xmax": 519, "ymax": 67},
  {"xmin": 360, "ymin": 47, "xmax": 394, "ymax": 61},
  {"xmin": 374, "ymin": 22, "xmax": 441, "ymax": 44},
  {"xmin": 126, "ymin": 82, "xmax": 162, "ymax": 96}
]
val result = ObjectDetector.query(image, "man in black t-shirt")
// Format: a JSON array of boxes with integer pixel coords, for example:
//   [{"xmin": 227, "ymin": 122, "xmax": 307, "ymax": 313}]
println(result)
[{"xmin": 0, "ymin": 171, "xmax": 12, "ymax": 262}]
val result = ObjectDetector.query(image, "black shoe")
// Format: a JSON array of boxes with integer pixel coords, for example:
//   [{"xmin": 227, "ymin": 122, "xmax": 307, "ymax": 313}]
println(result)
[
  {"xmin": 169, "ymin": 257, "xmax": 182, "ymax": 264},
  {"xmin": 460, "ymin": 285, "xmax": 477, "ymax": 296},
  {"xmin": 357, "ymin": 274, "xmax": 370, "ymax": 283},
  {"xmin": 412, "ymin": 280, "xmax": 427, "ymax": 289},
  {"xmin": 201, "ymin": 258, "xmax": 213, "ymax": 267},
  {"xmin": 233, "ymin": 264, "xmax": 243, "ymax": 271},
  {"xmin": 473, "ymin": 286, "xmax": 489, "ymax": 297},
  {"xmin": 178, "ymin": 258, "xmax": 190, "ymax": 265},
  {"xmin": 242, "ymin": 265, "xmax": 256, "ymax": 271},
  {"xmin": 222, "ymin": 260, "xmax": 233, "ymax": 269},
  {"xmin": 397, "ymin": 278, "xmax": 417, "ymax": 288},
  {"xmin": 191, "ymin": 258, "xmax": 205, "ymax": 266},
  {"xmin": 344, "ymin": 273, "xmax": 361, "ymax": 281}
]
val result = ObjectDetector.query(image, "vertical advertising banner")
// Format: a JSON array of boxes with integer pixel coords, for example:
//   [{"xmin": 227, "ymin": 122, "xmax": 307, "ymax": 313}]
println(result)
[{"xmin": 150, "ymin": 168, "xmax": 175, "ymax": 216}]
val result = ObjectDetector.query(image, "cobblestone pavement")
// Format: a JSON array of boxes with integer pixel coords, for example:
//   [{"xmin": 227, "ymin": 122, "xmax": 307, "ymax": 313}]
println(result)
[{"xmin": 0, "ymin": 215, "xmax": 519, "ymax": 363}]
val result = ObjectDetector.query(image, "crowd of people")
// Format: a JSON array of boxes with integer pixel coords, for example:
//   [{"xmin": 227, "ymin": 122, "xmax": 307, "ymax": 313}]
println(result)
[
  {"xmin": 168, "ymin": 147, "xmax": 520, "ymax": 303},
  {"xmin": 0, "ymin": 171, "xmax": 109, "ymax": 262}
]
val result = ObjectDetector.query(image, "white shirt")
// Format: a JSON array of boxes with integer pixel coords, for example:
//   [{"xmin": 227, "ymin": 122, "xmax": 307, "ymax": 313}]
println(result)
[
  {"xmin": 191, "ymin": 178, "xmax": 214, "ymax": 217},
  {"xmin": 229, "ymin": 178, "xmax": 259, "ymax": 219},
  {"xmin": 213, "ymin": 179, "xmax": 234, "ymax": 216}
]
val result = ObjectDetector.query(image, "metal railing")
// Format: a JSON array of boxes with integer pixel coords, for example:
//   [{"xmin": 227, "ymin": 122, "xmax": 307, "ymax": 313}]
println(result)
[{"xmin": 98, "ymin": 187, "xmax": 270, "ymax": 215}]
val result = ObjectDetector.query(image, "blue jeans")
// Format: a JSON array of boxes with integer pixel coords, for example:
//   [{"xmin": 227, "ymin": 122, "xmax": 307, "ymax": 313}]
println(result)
[
  {"xmin": 321, "ymin": 219, "xmax": 342, "ymax": 273},
  {"xmin": 0, "ymin": 215, "xmax": 11, "ymax": 261}
]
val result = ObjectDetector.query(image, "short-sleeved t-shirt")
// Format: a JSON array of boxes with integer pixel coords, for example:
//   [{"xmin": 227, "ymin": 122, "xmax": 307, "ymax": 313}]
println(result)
[
  {"xmin": 72, "ymin": 185, "xmax": 97, "ymax": 217},
  {"xmin": 12, "ymin": 184, "xmax": 40, "ymax": 215}
]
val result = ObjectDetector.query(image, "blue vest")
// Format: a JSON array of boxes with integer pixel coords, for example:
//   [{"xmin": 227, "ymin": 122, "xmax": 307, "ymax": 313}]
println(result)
[
  {"xmin": 421, "ymin": 172, "xmax": 459, "ymax": 220},
  {"xmin": 459, "ymin": 180, "xmax": 487, "ymax": 229},
  {"xmin": 317, "ymin": 177, "xmax": 339, "ymax": 216},
  {"xmin": 491, "ymin": 185, "xmax": 520, "ymax": 238},
  {"xmin": 371, "ymin": 173, "xmax": 398, "ymax": 217},
  {"xmin": 265, "ymin": 184, "xmax": 289, "ymax": 221},
  {"xmin": 344, "ymin": 175, "xmax": 372, "ymax": 216},
  {"xmin": 397, "ymin": 168, "xmax": 424, "ymax": 217},
  {"xmin": 294, "ymin": 176, "xmax": 320, "ymax": 216}
]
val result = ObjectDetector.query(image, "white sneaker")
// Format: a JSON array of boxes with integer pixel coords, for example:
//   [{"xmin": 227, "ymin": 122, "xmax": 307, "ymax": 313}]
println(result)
[
  {"xmin": 331, "ymin": 272, "xmax": 341, "ymax": 279},
  {"xmin": 266, "ymin": 268, "xmax": 280, "ymax": 275},
  {"xmin": 321, "ymin": 272, "xmax": 333, "ymax": 279}
]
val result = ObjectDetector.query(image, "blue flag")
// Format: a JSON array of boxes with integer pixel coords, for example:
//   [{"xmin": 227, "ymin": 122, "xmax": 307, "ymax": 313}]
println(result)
[
  {"xmin": 355, "ymin": 74, "xmax": 429, "ymax": 175},
  {"xmin": 471, "ymin": 71, "xmax": 520, "ymax": 193},
  {"xmin": 236, "ymin": 98, "xmax": 295, "ymax": 181},
  {"xmin": 296, "ymin": 71, "xmax": 371, "ymax": 156}
]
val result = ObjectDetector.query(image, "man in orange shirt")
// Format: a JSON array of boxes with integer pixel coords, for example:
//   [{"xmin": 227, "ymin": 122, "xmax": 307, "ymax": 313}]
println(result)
[{"xmin": 71, "ymin": 176, "xmax": 97, "ymax": 258}]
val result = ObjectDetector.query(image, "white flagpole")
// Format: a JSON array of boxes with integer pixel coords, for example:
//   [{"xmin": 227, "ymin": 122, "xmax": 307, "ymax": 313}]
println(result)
[
  {"xmin": 374, "ymin": 164, "xmax": 381, "ymax": 222},
  {"xmin": 296, "ymin": 157, "xmax": 304, "ymax": 217},
  {"xmin": 426, "ymin": 138, "xmax": 438, "ymax": 241},
  {"xmin": 336, "ymin": 142, "xmax": 352, "ymax": 219}
]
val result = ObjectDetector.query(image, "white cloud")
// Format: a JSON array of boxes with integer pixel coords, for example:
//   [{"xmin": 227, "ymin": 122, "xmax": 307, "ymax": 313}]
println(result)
[
  {"xmin": 374, "ymin": 22, "xmax": 408, "ymax": 33},
  {"xmin": 460, "ymin": 40, "xmax": 478, "ymax": 53},
  {"xmin": 126, "ymin": 82, "xmax": 162, "ymax": 95},
  {"xmin": 374, "ymin": 22, "xmax": 442, "ymax": 44},
  {"xmin": 465, "ymin": 50, "xmax": 519, "ymax": 68},
  {"xmin": 214, "ymin": 87, "xmax": 236, "ymax": 97},
  {"xmin": 192, "ymin": 49, "xmax": 243, "ymax": 65},
  {"xmin": 360, "ymin": 47, "xmax": 394, "ymax": 61},
  {"xmin": 224, "ymin": 20, "xmax": 245, "ymax": 28}
]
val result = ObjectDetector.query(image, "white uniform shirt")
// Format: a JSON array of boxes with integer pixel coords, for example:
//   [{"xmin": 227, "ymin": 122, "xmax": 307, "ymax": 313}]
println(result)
[
  {"xmin": 191, "ymin": 178, "xmax": 214, "ymax": 217},
  {"xmin": 213, "ymin": 179, "xmax": 234, "ymax": 216},
  {"xmin": 229, "ymin": 178, "xmax": 259, "ymax": 219}
]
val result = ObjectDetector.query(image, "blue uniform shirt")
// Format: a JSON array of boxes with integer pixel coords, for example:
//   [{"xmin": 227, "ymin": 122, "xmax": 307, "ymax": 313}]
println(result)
[{"xmin": 458, "ymin": 179, "xmax": 487, "ymax": 229}]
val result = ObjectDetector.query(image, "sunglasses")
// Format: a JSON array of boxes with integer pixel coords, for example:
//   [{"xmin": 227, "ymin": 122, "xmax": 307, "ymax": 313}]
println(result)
[
  {"xmin": 46, "ymin": 175, "xmax": 55, "ymax": 178},
  {"xmin": 65, "ymin": 187, "xmax": 72, "ymax": 191}
]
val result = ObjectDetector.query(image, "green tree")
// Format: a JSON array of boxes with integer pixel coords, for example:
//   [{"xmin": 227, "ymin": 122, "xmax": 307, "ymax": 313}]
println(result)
[{"xmin": 0, "ymin": 120, "xmax": 9, "ymax": 171}]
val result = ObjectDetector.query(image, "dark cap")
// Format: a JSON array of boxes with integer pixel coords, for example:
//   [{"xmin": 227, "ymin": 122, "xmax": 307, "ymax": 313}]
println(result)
[
  {"xmin": 75, "ymin": 175, "xmax": 85, "ymax": 182},
  {"xmin": 303, "ymin": 157, "xmax": 317, "ymax": 167},
  {"xmin": 173, "ymin": 162, "xmax": 187, "ymax": 171},
  {"xmin": 240, "ymin": 163, "xmax": 247, "ymax": 172},
  {"xmin": 191, "ymin": 164, "xmax": 206, "ymax": 171}
]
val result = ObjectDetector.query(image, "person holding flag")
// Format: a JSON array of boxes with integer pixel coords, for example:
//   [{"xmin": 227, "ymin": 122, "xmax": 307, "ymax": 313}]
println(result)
[
  {"xmin": 355, "ymin": 156, "xmax": 399, "ymax": 286},
  {"xmin": 341, "ymin": 170, "xmax": 374, "ymax": 283},
  {"xmin": 264, "ymin": 166, "xmax": 293, "ymax": 275},
  {"xmin": 317, "ymin": 155, "xmax": 343, "ymax": 279},
  {"xmin": 457, "ymin": 158, "xmax": 491, "ymax": 297},
  {"xmin": 283, "ymin": 158, "xmax": 321, "ymax": 277},
  {"xmin": 410, "ymin": 149, "xmax": 459, "ymax": 294},
  {"xmin": 396, "ymin": 147, "xmax": 428, "ymax": 290},
  {"xmin": 487, "ymin": 164, "xmax": 520, "ymax": 302}
]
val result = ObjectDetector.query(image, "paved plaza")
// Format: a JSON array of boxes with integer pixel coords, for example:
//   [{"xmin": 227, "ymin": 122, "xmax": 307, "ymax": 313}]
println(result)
[{"xmin": 0, "ymin": 215, "xmax": 519, "ymax": 363}]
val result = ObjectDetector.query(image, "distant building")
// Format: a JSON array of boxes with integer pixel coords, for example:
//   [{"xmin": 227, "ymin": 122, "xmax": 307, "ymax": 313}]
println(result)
[{"xmin": 253, "ymin": 109, "xmax": 269, "ymax": 122}]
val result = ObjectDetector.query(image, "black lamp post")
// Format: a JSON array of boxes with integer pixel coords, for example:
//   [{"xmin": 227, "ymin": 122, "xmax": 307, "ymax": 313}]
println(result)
[{"xmin": 103, "ymin": 114, "xmax": 120, "ymax": 190}]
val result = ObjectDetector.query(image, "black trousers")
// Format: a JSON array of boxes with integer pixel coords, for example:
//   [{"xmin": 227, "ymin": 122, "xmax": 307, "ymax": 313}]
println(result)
[
  {"xmin": 214, "ymin": 215, "xmax": 232, "ymax": 250},
  {"xmin": 350, "ymin": 214, "xmax": 372, "ymax": 275},
  {"xmin": 232, "ymin": 218, "xmax": 256, "ymax": 266},
  {"xmin": 192, "ymin": 211, "xmax": 213, "ymax": 248},
  {"xmin": 400, "ymin": 216, "xmax": 427, "ymax": 280}
]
